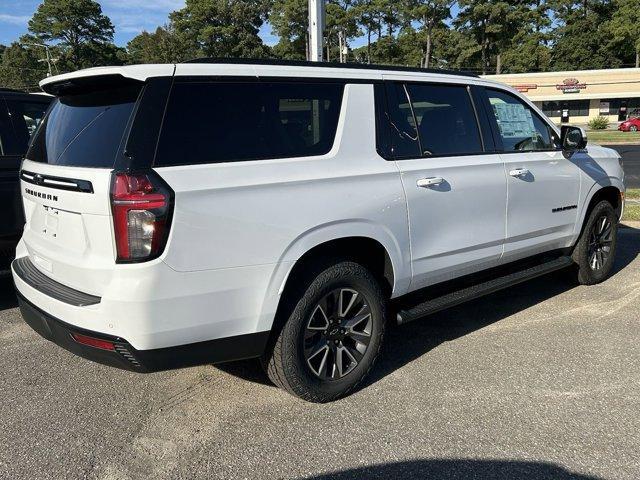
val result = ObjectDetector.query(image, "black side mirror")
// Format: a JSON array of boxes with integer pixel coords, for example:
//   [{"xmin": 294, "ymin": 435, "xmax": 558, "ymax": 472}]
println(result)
[{"xmin": 561, "ymin": 125, "xmax": 587, "ymax": 151}]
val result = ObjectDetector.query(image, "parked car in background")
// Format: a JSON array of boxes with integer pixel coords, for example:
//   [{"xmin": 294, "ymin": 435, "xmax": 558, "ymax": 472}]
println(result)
[
  {"xmin": 11, "ymin": 61, "xmax": 625, "ymax": 402},
  {"xmin": 0, "ymin": 88, "xmax": 51, "ymax": 273},
  {"xmin": 618, "ymin": 116, "xmax": 640, "ymax": 132}
]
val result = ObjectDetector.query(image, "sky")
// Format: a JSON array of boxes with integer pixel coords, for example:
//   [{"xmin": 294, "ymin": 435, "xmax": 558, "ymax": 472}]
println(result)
[{"xmin": 0, "ymin": 0, "xmax": 279, "ymax": 47}]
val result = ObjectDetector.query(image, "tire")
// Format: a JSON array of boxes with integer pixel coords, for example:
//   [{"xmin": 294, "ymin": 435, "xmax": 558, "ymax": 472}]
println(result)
[
  {"xmin": 264, "ymin": 261, "xmax": 387, "ymax": 402},
  {"xmin": 571, "ymin": 200, "xmax": 618, "ymax": 285},
  {"xmin": 631, "ymin": 125, "xmax": 638, "ymax": 132}
]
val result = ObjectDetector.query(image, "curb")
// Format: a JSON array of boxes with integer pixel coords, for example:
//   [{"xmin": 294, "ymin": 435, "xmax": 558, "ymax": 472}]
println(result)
[{"xmin": 620, "ymin": 221, "xmax": 640, "ymax": 229}]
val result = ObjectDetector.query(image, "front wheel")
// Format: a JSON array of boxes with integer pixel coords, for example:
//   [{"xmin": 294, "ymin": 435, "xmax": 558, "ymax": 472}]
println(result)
[
  {"xmin": 264, "ymin": 261, "xmax": 387, "ymax": 402},
  {"xmin": 572, "ymin": 200, "xmax": 618, "ymax": 285}
]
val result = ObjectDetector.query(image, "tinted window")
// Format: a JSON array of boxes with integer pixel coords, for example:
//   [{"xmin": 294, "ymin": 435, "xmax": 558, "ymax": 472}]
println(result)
[
  {"xmin": 5, "ymin": 98, "xmax": 50, "ymax": 154},
  {"xmin": 542, "ymin": 100, "xmax": 590, "ymax": 118},
  {"xmin": 487, "ymin": 89, "xmax": 559, "ymax": 152},
  {"xmin": 0, "ymin": 102, "xmax": 12, "ymax": 156},
  {"xmin": 406, "ymin": 83, "xmax": 482, "ymax": 156},
  {"xmin": 27, "ymin": 85, "xmax": 141, "ymax": 167},
  {"xmin": 382, "ymin": 83, "xmax": 421, "ymax": 159},
  {"xmin": 599, "ymin": 98, "xmax": 640, "ymax": 116},
  {"xmin": 155, "ymin": 82, "xmax": 344, "ymax": 166}
]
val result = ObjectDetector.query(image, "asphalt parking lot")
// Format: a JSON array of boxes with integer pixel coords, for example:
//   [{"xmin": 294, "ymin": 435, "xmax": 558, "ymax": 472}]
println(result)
[
  {"xmin": 1, "ymin": 227, "xmax": 640, "ymax": 480},
  {"xmin": 609, "ymin": 144, "xmax": 640, "ymax": 188}
]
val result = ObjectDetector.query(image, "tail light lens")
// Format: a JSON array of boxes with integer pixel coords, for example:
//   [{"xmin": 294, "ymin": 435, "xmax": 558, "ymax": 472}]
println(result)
[{"xmin": 110, "ymin": 172, "xmax": 173, "ymax": 262}]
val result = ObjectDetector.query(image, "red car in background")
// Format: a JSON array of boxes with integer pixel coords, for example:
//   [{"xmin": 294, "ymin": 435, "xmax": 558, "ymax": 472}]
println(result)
[{"xmin": 619, "ymin": 117, "xmax": 640, "ymax": 132}]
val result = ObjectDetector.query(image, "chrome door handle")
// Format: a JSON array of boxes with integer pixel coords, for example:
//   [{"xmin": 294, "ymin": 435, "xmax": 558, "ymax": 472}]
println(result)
[
  {"xmin": 417, "ymin": 177, "xmax": 444, "ymax": 188},
  {"xmin": 509, "ymin": 168, "xmax": 530, "ymax": 177}
]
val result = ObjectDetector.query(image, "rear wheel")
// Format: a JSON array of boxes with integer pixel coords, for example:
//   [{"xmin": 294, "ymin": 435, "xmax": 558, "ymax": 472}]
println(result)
[
  {"xmin": 264, "ymin": 261, "xmax": 386, "ymax": 402},
  {"xmin": 572, "ymin": 200, "xmax": 618, "ymax": 285},
  {"xmin": 631, "ymin": 125, "xmax": 638, "ymax": 132}
]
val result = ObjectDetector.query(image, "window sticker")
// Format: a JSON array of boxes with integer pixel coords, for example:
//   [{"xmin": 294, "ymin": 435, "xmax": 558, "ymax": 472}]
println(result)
[{"xmin": 493, "ymin": 103, "xmax": 536, "ymax": 138}]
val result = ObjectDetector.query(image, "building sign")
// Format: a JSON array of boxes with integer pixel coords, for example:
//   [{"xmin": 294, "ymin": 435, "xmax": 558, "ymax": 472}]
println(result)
[
  {"xmin": 514, "ymin": 84, "xmax": 538, "ymax": 92},
  {"xmin": 556, "ymin": 78, "xmax": 587, "ymax": 94},
  {"xmin": 599, "ymin": 101, "xmax": 610, "ymax": 114}
]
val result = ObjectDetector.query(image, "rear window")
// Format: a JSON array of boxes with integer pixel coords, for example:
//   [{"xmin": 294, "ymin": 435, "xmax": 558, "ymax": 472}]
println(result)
[
  {"xmin": 27, "ymin": 85, "xmax": 141, "ymax": 168},
  {"xmin": 154, "ymin": 81, "xmax": 344, "ymax": 166}
]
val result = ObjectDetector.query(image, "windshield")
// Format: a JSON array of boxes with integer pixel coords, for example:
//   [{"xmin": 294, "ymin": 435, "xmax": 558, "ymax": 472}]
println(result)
[{"xmin": 26, "ymin": 85, "xmax": 141, "ymax": 168}]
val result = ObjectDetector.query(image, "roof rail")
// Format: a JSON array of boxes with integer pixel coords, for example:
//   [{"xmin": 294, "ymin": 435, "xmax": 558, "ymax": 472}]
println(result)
[{"xmin": 182, "ymin": 57, "xmax": 480, "ymax": 78}]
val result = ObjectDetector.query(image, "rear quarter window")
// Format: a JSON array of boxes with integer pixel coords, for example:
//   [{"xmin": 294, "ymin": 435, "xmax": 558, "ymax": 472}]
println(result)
[{"xmin": 154, "ymin": 81, "xmax": 344, "ymax": 167}]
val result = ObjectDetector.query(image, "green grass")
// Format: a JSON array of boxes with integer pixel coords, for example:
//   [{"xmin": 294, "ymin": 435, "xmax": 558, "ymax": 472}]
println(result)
[
  {"xmin": 587, "ymin": 130, "xmax": 640, "ymax": 144},
  {"xmin": 623, "ymin": 204, "xmax": 640, "ymax": 222},
  {"xmin": 622, "ymin": 189, "xmax": 640, "ymax": 222},
  {"xmin": 626, "ymin": 189, "xmax": 640, "ymax": 200}
]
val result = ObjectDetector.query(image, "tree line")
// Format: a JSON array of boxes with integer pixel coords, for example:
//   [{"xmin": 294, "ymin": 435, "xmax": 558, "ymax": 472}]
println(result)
[{"xmin": 1, "ymin": 0, "xmax": 639, "ymax": 91}]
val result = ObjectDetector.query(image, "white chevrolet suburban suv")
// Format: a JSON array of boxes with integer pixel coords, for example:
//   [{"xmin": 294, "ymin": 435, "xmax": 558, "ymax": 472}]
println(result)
[{"xmin": 12, "ymin": 60, "xmax": 625, "ymax": 402}]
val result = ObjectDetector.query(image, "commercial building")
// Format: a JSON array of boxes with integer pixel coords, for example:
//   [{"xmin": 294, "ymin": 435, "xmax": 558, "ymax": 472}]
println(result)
[{"xmin": 485, "ymin": 68, "xmax": 640, "ymax": 125}]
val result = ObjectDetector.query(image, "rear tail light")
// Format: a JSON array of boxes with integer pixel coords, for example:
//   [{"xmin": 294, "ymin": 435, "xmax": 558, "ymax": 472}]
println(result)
[{"xmin": 110, "ymin": 171, "xmax": 173, "ymax": 262}]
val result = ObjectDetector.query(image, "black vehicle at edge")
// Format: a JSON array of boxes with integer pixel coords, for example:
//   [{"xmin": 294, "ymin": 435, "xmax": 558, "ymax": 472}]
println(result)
[{"xmin": 0, "ymin": 88, "xmax": 52, "ymax": 273}]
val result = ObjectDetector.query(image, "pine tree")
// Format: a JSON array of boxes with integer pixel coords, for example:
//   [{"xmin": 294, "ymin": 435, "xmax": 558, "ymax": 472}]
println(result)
[
  {"xmin": 28, "ymin": 0, "xmax": 117, "ymax": 70},
  {"xmin": 605, "ymin": 0, "xmax": 640, "ymax": 68},
  {"xmin": 170, "ymin": 0, "xmax": 271, "ymax": 60}
]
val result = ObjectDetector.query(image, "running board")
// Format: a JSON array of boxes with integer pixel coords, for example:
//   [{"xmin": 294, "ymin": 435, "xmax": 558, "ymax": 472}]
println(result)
[{"xmin": 396, "ymin": 256, "xmax": 574, "ymax": 325}]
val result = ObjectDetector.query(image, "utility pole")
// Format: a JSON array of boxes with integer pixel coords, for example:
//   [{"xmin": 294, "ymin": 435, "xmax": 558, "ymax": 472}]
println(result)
[
  {"xmin": 25, "ymin": 42, "xmax": 57, "ymax": 77},
  {"xmin": 308, "ymin": 0, "xmax": 325, "ymax": 62}
]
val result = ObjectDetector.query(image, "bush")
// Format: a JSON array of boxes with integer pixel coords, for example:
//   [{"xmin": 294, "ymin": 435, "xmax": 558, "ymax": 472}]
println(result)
[{"xmin": 589, "ymin": 116, "xmax": 610, "ymax": 130}]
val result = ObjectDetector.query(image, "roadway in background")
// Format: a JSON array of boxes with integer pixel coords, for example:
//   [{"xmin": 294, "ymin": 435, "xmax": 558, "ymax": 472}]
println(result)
[{"xmin": 608, "ymin": 144, "xmax": 640, "ymax": 188}]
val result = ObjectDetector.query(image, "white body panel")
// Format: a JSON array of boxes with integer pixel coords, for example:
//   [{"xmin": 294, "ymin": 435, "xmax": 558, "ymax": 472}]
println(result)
[
  {"xmin": 501, "ymin": 150, "xmax": 581, "ymax": 262},
  {"xmin": 14, "ymin": 63, "xmax": 625, "ymax": 354},
  {"xmin": 20, "ymin": 160, "xmax": 116, "ymax": 296},
  {"xmin": 396, "ymin": 154, "xmax": 507, "ymax": 289}
]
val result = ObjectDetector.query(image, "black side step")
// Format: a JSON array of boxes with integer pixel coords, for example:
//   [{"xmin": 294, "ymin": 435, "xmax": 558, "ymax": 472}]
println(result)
[{"xmin": 396, "ymin": 256, "xmax": 574, "ymax": 325}]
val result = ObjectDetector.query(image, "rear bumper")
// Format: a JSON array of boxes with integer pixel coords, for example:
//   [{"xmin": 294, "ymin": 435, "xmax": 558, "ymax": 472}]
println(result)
[
  {"xmin": 11, "ymin": 239, "xmax": 280, "ymax": 351},
  {"xmin": 17, "ymin": 291, "xmax": 269, "ymax": 372}
]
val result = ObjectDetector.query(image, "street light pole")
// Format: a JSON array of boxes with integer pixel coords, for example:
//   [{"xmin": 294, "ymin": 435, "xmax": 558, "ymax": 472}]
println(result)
[{"xmin": 308, "ymin": 0, "xmax": 325, "ymax": 62}]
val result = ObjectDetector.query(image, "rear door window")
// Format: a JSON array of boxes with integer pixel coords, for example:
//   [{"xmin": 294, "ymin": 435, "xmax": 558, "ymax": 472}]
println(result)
[
  {"xmin": 405, "ymin": 83, "xmax": 483, "ymax": 156},
  {"xmin": 381, "ymin": 83, "xmax": 421, "ymax": 159},
  {"xmin": 5, "ymin": 97, "xmax": 50, "ymax": 155},
  {"xmin": 0, "ymin": 98, "xmax": 13, "ymax": 156},
  {"xmin": 379, "ymin": 82, "xmax": 483, "ymax": 159},
  {"xmin": 27, "ymin": 85, "xmax": 142, "ymax": 167},
  {"xmin": 154, "ymin": 81, "xmax": 344, "ymax": 166}
]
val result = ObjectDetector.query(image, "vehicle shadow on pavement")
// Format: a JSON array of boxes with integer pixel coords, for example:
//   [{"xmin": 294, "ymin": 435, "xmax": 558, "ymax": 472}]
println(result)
[
  {"xmin": 361, "ymin": 226, "xmax": 640, "ymax": 391},
  {"xmin": 218, "ymin": 227, "xmax": 640, "ymax": 390},
  {"xmin": 0, "ymin": 277, "xmax": 18, "ymax": 311},
  {"xmin": 303, "ymin": 459, "xmax": 602, "ymax": 480}
]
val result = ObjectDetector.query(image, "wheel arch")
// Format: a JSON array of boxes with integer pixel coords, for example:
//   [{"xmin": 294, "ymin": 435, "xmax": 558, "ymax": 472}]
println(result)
[
  {"xmin": 255, "ymin": 222, "xmax": 410, "ymax": 335},
  {"xmin": 575, "ymin": 182, "xmax": 624, "ymax": 241},
  {"xmin": 278, "ymin": 221, "xmax": 408, "ymax": 295}
]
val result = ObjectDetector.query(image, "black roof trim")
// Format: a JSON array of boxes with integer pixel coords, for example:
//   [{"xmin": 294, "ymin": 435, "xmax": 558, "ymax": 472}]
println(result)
[
  {"xmin": 0, "ymin": 87, "xmax": 26, "ymax": 93},
  {"xmin": 182, "ymin": 58, "xmax": 479, "ymax": 78}
]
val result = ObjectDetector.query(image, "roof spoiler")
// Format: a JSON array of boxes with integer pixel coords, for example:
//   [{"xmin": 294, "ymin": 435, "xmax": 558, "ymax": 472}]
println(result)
[{"xmin": 41, "ymin": 74, "xmax": 144, "ymax": 96}]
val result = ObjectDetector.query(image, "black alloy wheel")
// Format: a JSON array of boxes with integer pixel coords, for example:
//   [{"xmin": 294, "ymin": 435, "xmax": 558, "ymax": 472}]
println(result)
[{"xmin": 304, "ymin": 288, "xmax": 373, "ymax": 380}]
